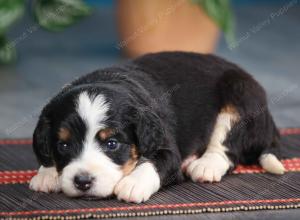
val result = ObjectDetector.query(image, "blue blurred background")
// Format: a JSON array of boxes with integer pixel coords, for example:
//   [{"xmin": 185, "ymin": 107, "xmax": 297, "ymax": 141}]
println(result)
[{"xmin": 0, "ymin": 0, "xmax": 299, "ymax": 138}]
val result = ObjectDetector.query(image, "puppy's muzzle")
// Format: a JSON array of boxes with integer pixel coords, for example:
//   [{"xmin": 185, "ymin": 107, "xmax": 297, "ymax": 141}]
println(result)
[{"xmin": 74, "ymin": 172, "xmax": 95, "ymax": 191}]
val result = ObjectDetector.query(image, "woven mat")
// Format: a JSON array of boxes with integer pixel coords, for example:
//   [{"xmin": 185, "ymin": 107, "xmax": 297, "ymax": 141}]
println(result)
[{"xmin": 1, "ymin": 128, "xmax": 300, "ymax": 220}]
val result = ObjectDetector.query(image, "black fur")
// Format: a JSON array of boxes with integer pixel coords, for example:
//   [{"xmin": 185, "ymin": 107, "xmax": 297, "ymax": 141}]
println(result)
[{"xmin": 33, "ymin": 52, "xmax": 280, "ymax": 187}]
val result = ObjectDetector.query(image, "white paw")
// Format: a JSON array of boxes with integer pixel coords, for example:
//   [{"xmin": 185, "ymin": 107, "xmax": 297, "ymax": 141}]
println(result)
[
  {"xmin": 181, "ymin": 154, "xmax": 197, "ymax": 172},
  {"xmin": 114, "ymin": 162, "xmax": 160, "ymax": 203},
  {"xmin": 186, "ymin": 152, "xmax": 230, "ymax": 183},
  {"xmin": 29, "ymin": 166, "xmax": 61, "ymax": 193}
]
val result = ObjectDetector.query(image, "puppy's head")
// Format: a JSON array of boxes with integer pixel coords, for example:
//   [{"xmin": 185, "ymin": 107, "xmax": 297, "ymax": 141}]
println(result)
[{"xmin": 33, "ymin": 87, "xmax": 164, "ymax": 198}]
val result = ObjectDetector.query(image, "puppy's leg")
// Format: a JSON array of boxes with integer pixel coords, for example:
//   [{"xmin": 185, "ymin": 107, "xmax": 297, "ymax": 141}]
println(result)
[
  {"xmin": 115, "ymin": 149, "xmax": 181, "ymax": 203},
  {"xmin": 186, "ymin": 106, "xmax": 239, "ymax": 182},
  {"xmin": 29, "ymin": 166, "xmax": 61, "ymax": 193},
  {"xmin": 114, "ymin": 161, "xmax": 160, "ymax": 203}
]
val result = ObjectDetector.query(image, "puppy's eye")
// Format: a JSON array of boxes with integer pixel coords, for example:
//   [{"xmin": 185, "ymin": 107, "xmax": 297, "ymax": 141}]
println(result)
[
  {"xmin": 57, "ymin": 141, "xmax": 70, "ymax": 153},
  {"xmin": 106, "ymin": 139, "xmax": 119, "ymax": 151}
]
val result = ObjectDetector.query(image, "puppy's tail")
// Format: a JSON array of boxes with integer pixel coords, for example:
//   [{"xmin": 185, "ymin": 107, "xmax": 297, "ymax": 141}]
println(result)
[
  {"xmin": 259, "ymin": 153, "xmax": 285, "ymax": 174},
  {"xmin": 259, "ymin": 125, "xmax": 285, "ymax": 175}
]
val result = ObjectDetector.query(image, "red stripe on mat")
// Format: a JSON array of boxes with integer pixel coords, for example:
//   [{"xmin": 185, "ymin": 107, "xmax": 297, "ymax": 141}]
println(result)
[
  {"xmin": 1, "ymin": 158, "xmax": 300, "ymax": 184},
  {"xmin": 1, "ymin": 198, "xmax": 300, "ymax": 217},
  {"xmin": 280, "ymin": 128, "xmax": 300, "ymax": 135},
  {"xmin": 0, "ymin": 128, "xmax": 299, "ymax": 146},
  {"xmin": 233, "ymin": 158, "xmax": 300, "ymax": 174},
  {"xmin": 0, "ymin": 139, "xmax": 32, "ymax": 145}
]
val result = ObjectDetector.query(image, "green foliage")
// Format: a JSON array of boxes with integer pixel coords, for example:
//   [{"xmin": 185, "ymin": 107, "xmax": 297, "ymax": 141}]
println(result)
[
  {"xmin": 0, "ymin": 35, "xmax": 16, "ymax": 64},
  {"xmin": 0, "ymin": 0, "xmax": 24, "ymax": 34},
  {"xmin": 0, "ymin": 0, "xmax": 23, "ymax": 64},
  {"xmin": 33, "ymin": 0, "xmax": 91, "ymax": 31},
  {"xmin": 0, "ymin": 0, "xmax": 90, "ymax": 64},
  {"xmin": 192, "ymin": 0, "xmax": 235, "ymax": 44}
]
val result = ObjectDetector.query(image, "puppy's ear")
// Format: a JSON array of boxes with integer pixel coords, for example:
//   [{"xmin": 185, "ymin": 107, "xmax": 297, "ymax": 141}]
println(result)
[
  {"xmin": 135, "ymin": 109, "xmax": 165, "ymax": 156},
  {"xmin": 33, "ymin": 116, "xmax": 53, "ymax": 167}
]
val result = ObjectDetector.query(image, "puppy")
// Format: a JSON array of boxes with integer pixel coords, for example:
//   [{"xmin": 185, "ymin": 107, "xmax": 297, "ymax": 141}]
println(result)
[{"xmin": 30, "ymin": 52, "xmax": 285, "ymax": 203}]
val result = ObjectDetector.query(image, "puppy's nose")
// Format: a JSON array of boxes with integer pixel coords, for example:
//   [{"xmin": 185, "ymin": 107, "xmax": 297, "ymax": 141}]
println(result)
[{"xmin": 74, "ymin": 173, "xmax": 94, "ymax": 191}]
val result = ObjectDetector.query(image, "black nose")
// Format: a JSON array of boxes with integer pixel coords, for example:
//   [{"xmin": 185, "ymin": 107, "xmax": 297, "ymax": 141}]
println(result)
[{"xmin": 74, "ymin": 173, "xmax": 94, "ymax": 191}]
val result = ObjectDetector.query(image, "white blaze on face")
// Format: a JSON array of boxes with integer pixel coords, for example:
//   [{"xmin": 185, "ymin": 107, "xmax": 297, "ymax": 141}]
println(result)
[
  {"xmin": 60, "ymin": 91, "xmax": 123, "ymax": 197},
  {"xmin": 76, "ymin": 91, "xmax": 109, "ymax": 142}
]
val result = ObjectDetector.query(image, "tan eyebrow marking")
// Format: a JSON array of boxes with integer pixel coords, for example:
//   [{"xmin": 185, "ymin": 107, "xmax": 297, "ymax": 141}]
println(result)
[
  {"xmin": 98, "ymin": 128, "xmax": 115, "ymax": 141},
  {"xmin": 58, "ymin": 127, "xmax": 71, "ymax": 141}
]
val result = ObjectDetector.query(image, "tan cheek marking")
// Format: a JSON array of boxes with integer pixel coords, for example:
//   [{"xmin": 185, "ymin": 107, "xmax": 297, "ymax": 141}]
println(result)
[
  {"xmin": 58, "ymin": 127, "xmax": 71, "ymax": 141},
  {"xmin": 98, "ymin": 128, "xmax": 115, "ymax": 141},
  {"xmin": 122, "ymin": 144, "xmax": 139, "ymax": 176}
]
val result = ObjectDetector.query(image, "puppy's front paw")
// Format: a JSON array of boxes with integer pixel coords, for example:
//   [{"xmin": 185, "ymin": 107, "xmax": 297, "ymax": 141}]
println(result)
[
  {"xmin": 186, "ymin": 152, "xmax": 230, "ymax": 183},
  {"xmin": 114, "ymin": 162, "xmax": 160, "ymax": 203},
  {"xmin": 29, "ymin": 166, "xmax": 61, "ymax": 193}
]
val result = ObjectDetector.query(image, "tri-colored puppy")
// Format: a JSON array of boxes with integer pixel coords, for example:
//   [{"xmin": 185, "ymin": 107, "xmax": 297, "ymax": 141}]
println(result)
[{"xmin": 30, "ymin": 52, "xmax": 285, "ymax": 203}]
